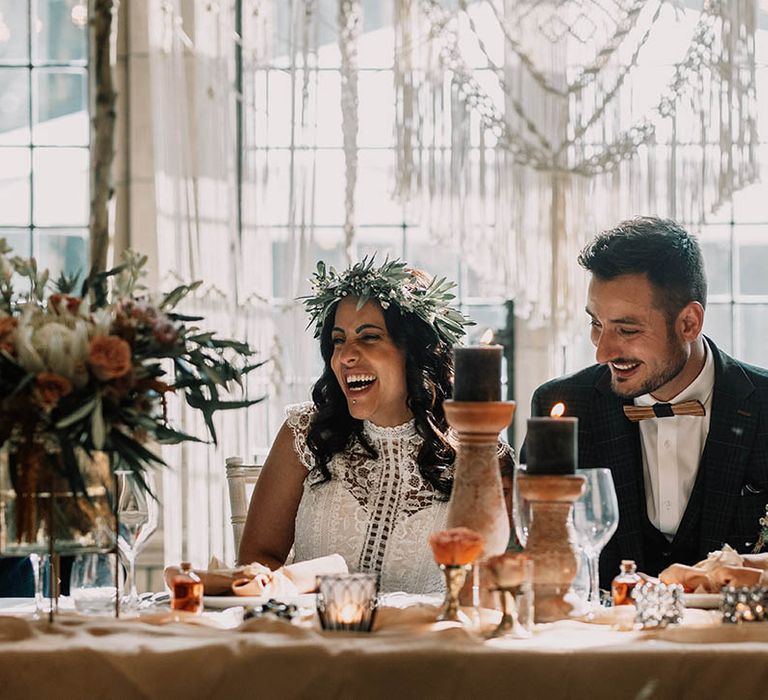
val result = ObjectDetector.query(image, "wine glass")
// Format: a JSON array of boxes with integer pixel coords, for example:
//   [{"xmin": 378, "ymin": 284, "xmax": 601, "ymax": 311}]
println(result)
[
  {"xmin": 571, "ymin": 468, "xmax": 619, "ymax": 610},
  {"xmin": 512, "ymin": 463, "xmax": 532, "ymax": 548},
  {"xmin": 116, "ymin": 471, "xmax": 158, "ymax": 611}
]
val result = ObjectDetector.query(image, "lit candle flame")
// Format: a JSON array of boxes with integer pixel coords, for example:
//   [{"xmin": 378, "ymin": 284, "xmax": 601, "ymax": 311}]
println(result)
[
  {"xmin": 338, "ymin": 602, "xmax": 363, "ymax": 624},
  {"xmin": 479, "ymin": 328, "xmax": 495, "ymax": 345},
  {"xmin": 550, "ymin": 402, "xmax": 565, "ymax": 418}
]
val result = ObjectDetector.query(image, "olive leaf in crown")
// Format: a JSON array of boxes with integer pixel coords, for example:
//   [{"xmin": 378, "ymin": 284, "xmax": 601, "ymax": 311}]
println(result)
[{"xmin": 301, "ymin": 256, "xmax": 473, "ymax": 346}]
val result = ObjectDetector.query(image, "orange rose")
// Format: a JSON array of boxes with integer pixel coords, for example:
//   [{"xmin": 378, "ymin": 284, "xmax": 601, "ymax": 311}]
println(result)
[
  {"xmin": 32, "ymin": 372, "xmax": 73, "ymax": 411},
  {"xmin": 429, "ymin": 527, "xmax": 485, "ymax": 566},
  {"xmin": 88, "ymin": 335, "xmax": 133, "ymax": 381}
]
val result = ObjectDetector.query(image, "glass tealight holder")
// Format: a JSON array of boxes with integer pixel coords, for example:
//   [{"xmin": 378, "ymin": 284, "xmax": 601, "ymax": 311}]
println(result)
[{"xmin": 316, "ymin": 573, "xmax": 379, "ymax": 633}]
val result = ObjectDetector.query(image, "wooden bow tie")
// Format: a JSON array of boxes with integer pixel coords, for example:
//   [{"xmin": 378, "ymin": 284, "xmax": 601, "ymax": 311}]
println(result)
[{"xmin": 623, "ymin": 399, "xmax": 706, "ymax": 422}]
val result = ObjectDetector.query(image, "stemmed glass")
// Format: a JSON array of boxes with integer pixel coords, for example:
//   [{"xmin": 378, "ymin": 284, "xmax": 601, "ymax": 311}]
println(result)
[
  {"xmin": 512, "ymin": 463, "xmax": 532, "ymax": 548},
  {"xmin": 571, "ymin": 468, "xmax": 619, "ymax": 610},
  {"xmin": 116, "ymin": 471, "xmax": 158, "ymax": 611}
]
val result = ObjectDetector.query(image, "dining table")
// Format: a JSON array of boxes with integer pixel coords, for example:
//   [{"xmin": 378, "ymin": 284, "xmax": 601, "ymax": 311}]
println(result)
[{"xmin": 1, "ymin": 595, "xmax": 767, "ymax": 700}]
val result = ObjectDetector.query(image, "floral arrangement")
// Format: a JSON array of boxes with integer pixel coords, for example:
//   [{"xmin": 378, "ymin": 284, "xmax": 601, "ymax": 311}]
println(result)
[
  {"xmin": 302, "ymin": 257, "xmax": 473, "ymax": 346},
  {"xmin": 429, "ymin": 527, "xmax": 485, "ymax": 566},
  {"xmin": 0, "ymin": 241, "xmax": 262, "ymax": 539}
]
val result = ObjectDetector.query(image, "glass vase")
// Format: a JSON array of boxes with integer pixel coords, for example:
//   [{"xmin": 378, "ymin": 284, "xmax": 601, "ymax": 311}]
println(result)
[
  {"xmin": 437, "ymin": 564, "xmax": 472, "ymax": 622},
  {"xmin": 0, "ymin": 448, "xmax": 116, "ymax": 556}
]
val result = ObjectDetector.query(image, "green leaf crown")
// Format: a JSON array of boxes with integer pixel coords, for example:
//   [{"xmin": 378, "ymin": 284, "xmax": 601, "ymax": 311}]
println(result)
[{"xmin": 302, "ymin": 257, "xmax": 473, "ymax": 346}]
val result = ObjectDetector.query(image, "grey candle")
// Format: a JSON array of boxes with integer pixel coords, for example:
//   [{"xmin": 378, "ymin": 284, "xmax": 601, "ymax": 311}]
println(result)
[
  {"xmin": 525, "ymin": 412, "xmax": 577, "ymax": 475},
  {"xmin": 453, "ymin": 345, "xmax": 502, "ymax": 402}
]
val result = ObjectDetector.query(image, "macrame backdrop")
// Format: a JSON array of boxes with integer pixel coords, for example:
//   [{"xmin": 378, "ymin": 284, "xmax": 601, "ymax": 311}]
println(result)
[
  {"xmin": 392, "ymin": 0, "xmax": 759, "ymax": 345},
  {"xmin": 135, "ymin": 0, "xmax": 759, "ymax": 567}
]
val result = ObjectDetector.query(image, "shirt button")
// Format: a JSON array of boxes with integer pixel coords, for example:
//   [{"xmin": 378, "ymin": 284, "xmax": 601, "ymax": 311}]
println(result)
[
  {"xmin": 664, "ymin": 500, "xmax": 672, "ymax": 510},
  {"xmin": 664, "ymin": 440, "xmax": 671, "ymax": 449}
]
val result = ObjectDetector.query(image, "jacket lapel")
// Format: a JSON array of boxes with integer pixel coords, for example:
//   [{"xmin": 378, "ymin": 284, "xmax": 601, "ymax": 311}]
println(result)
[
  {"xmin": 673, "ymin": 339, "xmax": 757, "ymax": 550},
  {"xmin": 591, "ymin": 368, "xmax": 647, "ymax": 569}
]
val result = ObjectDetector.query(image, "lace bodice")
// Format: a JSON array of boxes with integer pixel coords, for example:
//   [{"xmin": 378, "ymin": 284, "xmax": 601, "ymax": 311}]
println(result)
[{"xmin": 287, "ymin": 402, "xmax": 448, "ymax": 594}]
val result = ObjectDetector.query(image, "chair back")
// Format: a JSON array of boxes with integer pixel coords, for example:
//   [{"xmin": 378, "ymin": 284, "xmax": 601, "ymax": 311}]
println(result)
[{"xmin": 225, "ymin": 456, "xmax": 263, "ymax": 556}]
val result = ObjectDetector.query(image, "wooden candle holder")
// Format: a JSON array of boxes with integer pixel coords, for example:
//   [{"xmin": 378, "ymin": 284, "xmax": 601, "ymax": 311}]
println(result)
[
  {"xmin": 516, "ymin": 473, "xmax": 586, "ymax": 622},
  {"xmin": 443, "ymin": 400, "xmax": 515, "ymax": 558}
]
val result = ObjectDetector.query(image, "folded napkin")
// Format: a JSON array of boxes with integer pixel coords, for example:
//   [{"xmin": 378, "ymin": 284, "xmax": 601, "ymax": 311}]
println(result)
[
  {"xmin": 659, "ymin": 545, "xmax": 767, "ymax": 592},
  {"xmin": 164, "ymin": 554, "xmax": 348, "ymax": 597}
]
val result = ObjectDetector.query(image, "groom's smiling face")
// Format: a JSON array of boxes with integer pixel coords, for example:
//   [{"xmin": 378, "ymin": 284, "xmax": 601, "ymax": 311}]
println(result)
[{"xmin": 586, "ymin": 272, "xmax": 691, "ymax": 401}]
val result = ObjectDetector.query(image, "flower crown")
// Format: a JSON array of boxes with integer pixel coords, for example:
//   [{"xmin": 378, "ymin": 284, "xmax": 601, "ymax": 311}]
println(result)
[{"xmin": 302, "ymin": 257, "xmax": 473, "ymax": 346}]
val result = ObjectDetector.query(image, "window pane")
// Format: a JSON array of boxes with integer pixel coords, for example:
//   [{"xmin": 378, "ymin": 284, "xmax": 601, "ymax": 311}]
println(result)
[
  {"xmin": 33, "ymin": 67, "xmax": 87, "ymax": 145},
  {"xmin": 32, "ymin": 0, "xmax": 87, "ymax": 63},
  {"xmin": 0, "ymin": 147, "xmax": 31, "ymax": 225},
  {"xmin": 0, "ymin": 1, "xmax": 30, "ymax": 63},
  {"xmin": 32, "ymin": 146, "xmax": 88, "ymax": 226},
  {"xmin": 270, "ymin": 227, "xmax": 347, "ymax": 298},
  {"xmin": 33, "ymin": 227, "xmax": 87, "ymax": 283},
  {"xmin": 406, "ymin": 229, "xmax": 461, "ymax": 290},
  {"xmin": 355, "ymin": 149, "xmax": 401, "ymax": 225},
  {"xmin": 356, "ymin": 226, "xmax": 403, "ymax": 261},
  {"xmin": 736, "ymin": 225, "xmax": 768, "ymax": 297},
  {"xmin": 0, "ymin": 67, "xmax": 30, "ymax": 144},
  {"xmin": 699, "ymin": 224, "xmax": 732, "ymax": 298},
  {"xmin": 736, "ymin": 305, "xmax": 768, "ymax": 366},
  {"xmin": 0, "ymin": 227, "xmax": 31, "ymax": 256},
  {"xmin": 357, "ymin": 71, "xmax": 394, "ymax": 147},
  {"xmin": 703, "ymin": 303, "xmax": 733, "ymax": 356}
]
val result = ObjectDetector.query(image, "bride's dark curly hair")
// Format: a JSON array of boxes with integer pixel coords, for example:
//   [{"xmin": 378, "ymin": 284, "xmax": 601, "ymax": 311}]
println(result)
[{"xmin": 306, "ymin": 276, "xmax": 457, "ymax": 496}]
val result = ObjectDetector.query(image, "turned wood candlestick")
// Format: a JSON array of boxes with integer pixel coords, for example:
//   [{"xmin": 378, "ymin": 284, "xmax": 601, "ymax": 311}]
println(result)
[
  {"xmin": 517, "ymin": 473, "xmax": 585, "ymax": 622},
  {"xmin": 444, "ymin": 400, "xmax": 515, "ymax": 558}
]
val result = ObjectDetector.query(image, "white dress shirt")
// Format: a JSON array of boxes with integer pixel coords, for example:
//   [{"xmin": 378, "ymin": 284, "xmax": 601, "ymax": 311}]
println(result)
[{"xmin": 634, "ymin": 343, "xmax": 715, "ymax": 541}]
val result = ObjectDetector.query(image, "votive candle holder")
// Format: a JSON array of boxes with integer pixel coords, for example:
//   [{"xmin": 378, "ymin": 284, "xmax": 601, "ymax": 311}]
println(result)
[{"xmin": 316, "ymin": 573, "xmax": 379, "ymax": 632}]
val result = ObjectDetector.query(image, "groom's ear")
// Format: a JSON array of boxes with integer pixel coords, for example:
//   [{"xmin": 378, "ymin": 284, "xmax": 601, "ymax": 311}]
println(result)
[{"xmin": 676, "ymin": 301, "xmax": 704, "ymax": 341}]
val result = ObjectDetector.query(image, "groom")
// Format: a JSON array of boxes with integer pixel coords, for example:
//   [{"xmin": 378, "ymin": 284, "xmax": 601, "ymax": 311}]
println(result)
[{"xmin": 528, "ymin": 217, "xmax": 768, "ymax": 588}]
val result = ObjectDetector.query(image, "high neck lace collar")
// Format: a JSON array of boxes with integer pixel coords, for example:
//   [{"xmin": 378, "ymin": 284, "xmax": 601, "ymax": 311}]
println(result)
[{"xmin": 363, "ymin": 418, "xmax": 417, "ymax": 441}]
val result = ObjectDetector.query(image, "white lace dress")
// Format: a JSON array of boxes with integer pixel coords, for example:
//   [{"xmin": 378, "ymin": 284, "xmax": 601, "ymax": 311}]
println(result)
[{"xmin": 287, "ymin": 402, "xmax": 449, "ymax": 594}]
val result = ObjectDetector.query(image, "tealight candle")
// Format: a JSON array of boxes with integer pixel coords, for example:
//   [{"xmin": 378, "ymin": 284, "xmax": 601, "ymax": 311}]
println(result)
[
  {"xmin": 453, "ymin": 345, "xmax": 503, "ymax": 402},
  {"xmin": 525, "ymin": 402, "xmax": 577, "ymax": 475},
  {"xmin": 338, "ymin": 602, "xmax": 364, "ymax": 625},
  {"xmin": 316, "ymin": 573, "xmax": 378, "ymax": 632}
]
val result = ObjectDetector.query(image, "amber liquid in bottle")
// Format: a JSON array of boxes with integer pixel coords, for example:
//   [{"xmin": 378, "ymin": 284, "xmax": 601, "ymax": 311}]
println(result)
[
  {"xmin": 172, "ymin": 562, "xmax": 204, "ymax": 614},
  {"xmin": 611, "ymin": 559, "xmax": 641, "ymax": 607}
]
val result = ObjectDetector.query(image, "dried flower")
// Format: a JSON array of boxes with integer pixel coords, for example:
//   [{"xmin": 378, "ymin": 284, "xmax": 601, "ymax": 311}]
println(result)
[
  {"xmin": 485, "ymin": 552, "xmax": 530, "ymax": 588},
  {"xmin": 88, "ymin": 335, "xmax": 133, "ymax": 381},
  {"xmin": 152, "ymin": 318, "xmax": 178, "ymax": 345},
  {"xmin": 429, "ymin": 527, "xmax": 485, "ymax": 566},
  {"xmin": 32, "ymin": 372, "xmax": 73, "ymax": 412}
]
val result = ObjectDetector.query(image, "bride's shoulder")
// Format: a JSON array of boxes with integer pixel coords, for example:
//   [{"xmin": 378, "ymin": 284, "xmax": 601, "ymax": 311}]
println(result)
[{"xmin": 284, "ymin": 402, "xmax": 316, "ymax": 432}]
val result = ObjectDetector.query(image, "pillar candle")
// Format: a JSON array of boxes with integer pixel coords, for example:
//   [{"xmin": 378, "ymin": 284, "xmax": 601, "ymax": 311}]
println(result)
[
  {"xmin": 453, "ymin": 345, "xmax": 503, "ymax": 401},
  {"xmin": 525, "ymin": 416, "xmax": 578, "ymax": 474}
]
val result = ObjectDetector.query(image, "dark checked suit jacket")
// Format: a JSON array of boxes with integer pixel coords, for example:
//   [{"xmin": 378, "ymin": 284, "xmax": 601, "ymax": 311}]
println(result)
[{"xmin": 529, "ymin": 337, "xmax": 768, "ymax": 589}]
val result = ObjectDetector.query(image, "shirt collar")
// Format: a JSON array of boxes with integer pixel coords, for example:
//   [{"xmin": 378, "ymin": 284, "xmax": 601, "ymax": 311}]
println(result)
[{"xmin": 634, "ymin": 341, "xmax": 714, "ymax": 407}]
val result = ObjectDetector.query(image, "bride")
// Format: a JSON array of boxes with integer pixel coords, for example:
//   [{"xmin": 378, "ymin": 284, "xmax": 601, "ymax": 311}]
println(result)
[{"xmin": 238, "ymin": 258, "xmax": 513, "ymax": 593}]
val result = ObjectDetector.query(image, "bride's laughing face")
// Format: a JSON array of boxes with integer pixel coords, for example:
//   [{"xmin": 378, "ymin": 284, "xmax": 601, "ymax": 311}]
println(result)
[{"xmin": 330, "ymin": 296, "xmax": 411, "ymax": 427}]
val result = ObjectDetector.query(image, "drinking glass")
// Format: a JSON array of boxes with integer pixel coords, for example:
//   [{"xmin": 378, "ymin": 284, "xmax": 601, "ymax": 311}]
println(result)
[
  {"xmin": 512, "ymin": 463, "xmax": 532, "ymax": 548},
  {"xmin": 116, "ymin": 471, "xmax": 158, "ymax": 611},
  {"xmin": 70, "ymin": 553, "xmax": 122, "ymax": 614},
  {"xmin": 571, "ymin": 468, "xmax": 619, "ymax": 610}
]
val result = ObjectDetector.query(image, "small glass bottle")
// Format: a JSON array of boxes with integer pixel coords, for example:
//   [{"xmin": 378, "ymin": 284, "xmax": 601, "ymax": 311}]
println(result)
[
  {"xmin": 611, "ymin": 559, "xmax": 641, "ymax": 606},
  {"xmin": 171, "ymin": 562, "xmax": 204, "ymax": 614}
]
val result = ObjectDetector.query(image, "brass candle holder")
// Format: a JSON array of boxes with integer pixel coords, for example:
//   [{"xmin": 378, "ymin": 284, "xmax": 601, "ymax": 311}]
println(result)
[
  {"xmin": 443, "ymin": 400, "xmax": 515, "ymax": 558},
  {"xmin": 516, "ymin": 473, "xmax": 585, "ymax": 622}
]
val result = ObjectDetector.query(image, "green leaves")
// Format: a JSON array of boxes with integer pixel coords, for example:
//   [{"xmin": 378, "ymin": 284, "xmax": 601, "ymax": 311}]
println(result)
[{"xmin": 300, "ymin": 255, "xmax": 473, "ymax": 345}]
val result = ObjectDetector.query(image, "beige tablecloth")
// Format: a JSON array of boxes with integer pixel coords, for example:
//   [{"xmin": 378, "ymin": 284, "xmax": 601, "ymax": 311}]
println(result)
[{"xmin": 0, "ymin": 600, "xmax": 767, "ymax": 700}]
